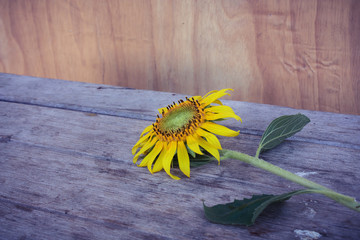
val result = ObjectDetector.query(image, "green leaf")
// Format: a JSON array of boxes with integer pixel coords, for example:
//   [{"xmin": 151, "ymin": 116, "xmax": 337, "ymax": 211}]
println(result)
[
  {"xmin": 188, "ymin": 148, "xmax": 223, "ymax": 167},
  {"xmin": 257, "ymin": 114, "xmax": 310, "ymax": 154},
  {"xmin": 186, "ymin": 145, "xmax": 196, "ymax": 158},
  {"xmin": 189, "ymin": 155, "xmax": 214, "ymax": 167},
  {"xmin": 172, "ymin": 153, "xmax": 215, "ymax": 168},
  {"xmin": 203, "ymin": 189, "xmax": 313, "ymax": 226}
]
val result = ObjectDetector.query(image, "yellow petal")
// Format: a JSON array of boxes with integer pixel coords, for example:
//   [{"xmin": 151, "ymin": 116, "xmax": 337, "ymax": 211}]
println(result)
[
  {"xmin": 137, "ymin": 141, "xmax": 162, "ymax": 167},
  {"xmin": 201, "ymin": 89, "xmax": 233, "ymax": 107},
  {"xmin": 140, "ymin": 124, "xmax": 154, "ymax": 137},
  {"xmin": 143, "ymin": 141, "xmax": 164, "ymax": 171},
  {"xmin": 152, "ymin": 142, "xmax": 167, "ymax": 173},
  {"xmin": 205, "ymin": 105, "xmax": 232, "ymax": 113},
  {"xmin": 196, "ymin": 135, "xmax": 220, "ymax": 163},
  {"xmin": 191, "ymin": 96, "xmax": 202, "ymax": 100},
  {"xmin": 132, "ymin": 132, "xmax": 153, "ymax": 155},
  {"xmin": 162, "ymin": 141, "xmax": 180, "ymax": 180},
  {"xmin": 186, "ymin": 134, "xmax": 203, "ymax": 155},
  {"xmin": 133, "ymin": 137, "xmax": 158, "ymax": 163},
  {"xmin": 205, "ymin": 105, "xmax": 242, "ymax": 121},
  {"xmin": 201, "ymin": 122, "xmax": 239, "ymax": 137},
  {"xmin": 158, "ymin": 107, "xmax": 168, "ymax": 115},
  {"xmin": 196, "ymin": 128, "xmax": 222, "ymax": 150},
  {"xmin": 177, "ymin": 141, "xmax": 190, "ymax": 177},
  {"xmin": 205, "ymin": 112, "xmax": 242, "ymax": 121},
  {"xmin": 212, "ymin": 99, "xmax": 223, "ymax": 105},
  {"xmin": 202, "ymin": 90, "xmax": 218, "ymax": 98}
]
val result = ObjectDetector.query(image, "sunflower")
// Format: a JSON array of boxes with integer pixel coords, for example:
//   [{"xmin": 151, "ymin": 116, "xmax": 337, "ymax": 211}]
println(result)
[{"xmin": 132, "ymin": 89, "xmax": 242, "ymax": 179}]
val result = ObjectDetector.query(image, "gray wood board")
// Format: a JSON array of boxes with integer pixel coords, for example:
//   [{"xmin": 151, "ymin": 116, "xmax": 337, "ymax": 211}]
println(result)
[
  {"xmin": 1, "ymin": 73, "xmax": 359, "ymax": 150},
  {"xmin": 1, "ymin": 73, "xmax": 360, "ymax": 239},
  {"xmin": 1, "ymin": 103, "xmax": 360, "ymax": 240}
]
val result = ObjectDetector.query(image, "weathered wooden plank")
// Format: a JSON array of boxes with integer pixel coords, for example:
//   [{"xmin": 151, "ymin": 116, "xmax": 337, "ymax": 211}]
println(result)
[
  {"xmin": 1, "ymin": 100, "xmax": 359, "ymax": 239},
  {"xmin": 1, "ymin": 141, "xmax": 359, "ymax": 240},
  {"xmin": 0, "ymin": 199, "xmax": 161, "ymax": 240},
  {"xmin": 0, "ymin": 101, "xmax": 359, "ymax": 187},
  {"xmin": 1, "ymin": 73, "xmax": 360, "ymax": 239},
  {"xmin": 0, "ymin": 73, "xmax": 359, "ymax": 149}
]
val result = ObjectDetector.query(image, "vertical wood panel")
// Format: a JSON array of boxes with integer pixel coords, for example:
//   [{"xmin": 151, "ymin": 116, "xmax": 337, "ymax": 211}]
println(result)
[
  {"xmin": 253, "ymin": 0, "xmax": 301, "ymax": 108},
  {"xmin": 315, "ymin": 0, "xmax": 356, "ymax": 113},
  {"xmin": 350, "ymin": 1, "xmax": 360, "ymax": 114},
  {"xmin": 0, "ymin": 0, "xmax": 359, "ymax": 114},
  {"xmin": 289, "ymin": 0, "xmax": 318, "ymax": 111}
]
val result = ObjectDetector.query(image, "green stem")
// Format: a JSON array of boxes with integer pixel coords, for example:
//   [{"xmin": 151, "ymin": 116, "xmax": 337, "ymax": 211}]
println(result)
[
  {"xmin": 222, "ymin": 149, "xmax": 360, "ymax": 212},
  {"xmin": 255, "ymin": 147, "xmax": 261, "ymax": 159}
]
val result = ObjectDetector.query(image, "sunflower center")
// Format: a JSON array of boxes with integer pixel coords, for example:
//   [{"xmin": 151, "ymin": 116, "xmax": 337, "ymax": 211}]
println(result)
[
  {"xmin": 160, "ymin": 104, "xmax": 196, "ymax": 131},
  {"xmin": 153, "ymin": 98, "xmax": 204, "ymax": 141}
]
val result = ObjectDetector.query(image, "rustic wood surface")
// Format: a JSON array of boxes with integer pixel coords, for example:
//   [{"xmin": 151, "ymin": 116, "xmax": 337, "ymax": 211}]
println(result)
[
  {"xmin": 0, "ymin": 73, "xmax": 360, "ymax": 239},
  {"xmin": 1, "ymin": 0, "xmax": 359, "ymax": 115}
]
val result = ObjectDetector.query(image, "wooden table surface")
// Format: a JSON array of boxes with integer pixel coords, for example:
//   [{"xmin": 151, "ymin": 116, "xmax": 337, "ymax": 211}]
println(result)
[{"xmin": 0, "ymin": 73, "xmax": 359, "ymax": 240}]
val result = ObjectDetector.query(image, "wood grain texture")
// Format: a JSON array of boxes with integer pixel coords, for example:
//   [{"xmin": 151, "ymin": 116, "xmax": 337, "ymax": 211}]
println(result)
[
  {"xmin": 0, "ymin": 73, "xmax": 360, "ymax": 239},
  {"xmin": 1, "ymin": 73, "xmax": 359, "ymax": 148},
  {"xmin": 0, "ymin": 0, "xmax": 359, "ymax": 114}
]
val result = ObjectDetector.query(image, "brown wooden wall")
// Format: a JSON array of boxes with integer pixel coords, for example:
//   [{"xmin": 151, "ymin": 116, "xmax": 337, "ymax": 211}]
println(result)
[{"xmin": 0, "ymin": 0, "xmax": 359, "ymax": 114}]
